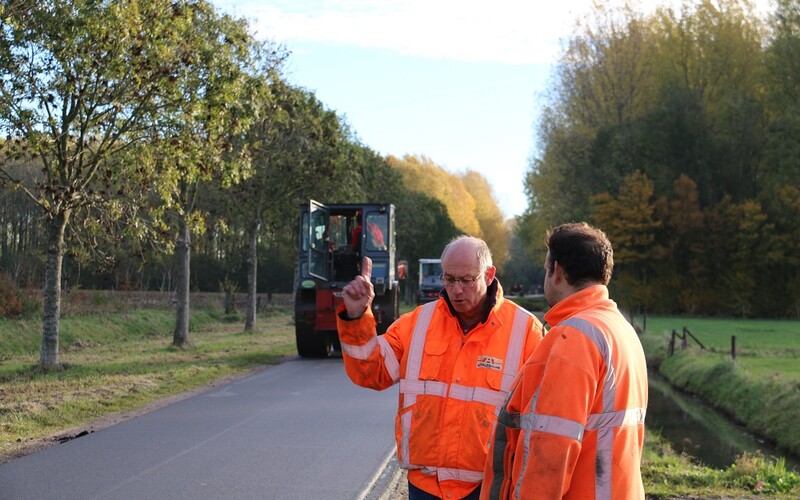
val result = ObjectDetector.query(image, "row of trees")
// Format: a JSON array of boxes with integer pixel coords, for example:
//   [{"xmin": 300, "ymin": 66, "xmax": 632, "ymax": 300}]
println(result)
[
  {"xmin": 519, "ymin": 0, "xmax": 800, "ymax": 319},
  {"xmin": 388, "ymin": 154, "xmax": 511, "ymax": 270},
  {"xmin": 0, "ymin": 0, "xmax": 510, "ymax": 370}
]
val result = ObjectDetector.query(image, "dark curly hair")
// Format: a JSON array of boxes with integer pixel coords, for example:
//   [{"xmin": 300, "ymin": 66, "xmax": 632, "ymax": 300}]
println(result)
[{"xmin": 545, "ymin": 222, "xmax": 614, "ymax": 287}]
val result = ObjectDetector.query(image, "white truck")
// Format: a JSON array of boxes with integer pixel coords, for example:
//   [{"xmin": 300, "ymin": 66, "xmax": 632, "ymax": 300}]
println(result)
[{"xmin": 417, "ymin": 258, "xmax": 443, "ymax": 304}]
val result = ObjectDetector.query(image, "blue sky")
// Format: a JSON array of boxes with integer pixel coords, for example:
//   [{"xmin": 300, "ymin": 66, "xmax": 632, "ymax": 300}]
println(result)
[{"xmin": 211, "ymin": 0, "xmax": 771, "ymax": 219}]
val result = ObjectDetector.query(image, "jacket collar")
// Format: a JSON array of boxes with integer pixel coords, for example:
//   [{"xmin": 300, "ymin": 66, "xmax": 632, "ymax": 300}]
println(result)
[{"xmin": 543, "ymin": 284, "xmax": 609, "ymax": 326}]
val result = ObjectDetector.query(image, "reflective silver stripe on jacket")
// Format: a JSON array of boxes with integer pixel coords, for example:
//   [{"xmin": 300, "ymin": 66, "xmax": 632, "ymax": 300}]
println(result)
[
  {"xmin": 500, "ymin": 308, "xmax": 530, "ymax": 393},
  {"xmin": 399, "ymin": 301, "xmax": 438, "ymax": 466},
  {"xmin": 436, "ymin": 467, "xmax": 485, "ymax": 483},
  {"xmin": 399, "ymin": 301, "xmax": 532, "ymax": 475},
  {"xmin": 341, "ymin": 336, "xmax": 377, "ymax": 359},
  {"xmin": 340, "ymin": 329, "xmax": 401, "ymax": 382},
  {"xmin": 403, "ymin": 301, "xmax": 438, "ymax": 407},
  {"xmin": 513, "ymin": 317, "xmax": 646, "ymax": 500}
]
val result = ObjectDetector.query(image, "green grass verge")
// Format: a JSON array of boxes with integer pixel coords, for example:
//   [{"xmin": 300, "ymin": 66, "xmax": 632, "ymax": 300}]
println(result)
[
  {"xmin": 643, "ymin": 431, "xmax": 800, "ymax": 498},
  {"xmin": 0, "ymin": 307, "xmax": 296, "ymax": 462}
]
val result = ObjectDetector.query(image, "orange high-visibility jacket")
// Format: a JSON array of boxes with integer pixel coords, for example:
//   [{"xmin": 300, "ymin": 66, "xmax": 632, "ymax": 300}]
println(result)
[
  {"xmin": 337, "ymin": 281, "xmax": 544, "ymax": 499},
  {"xmin": 481, "ymin": 285, "xmax": 648, "ymax": 500}
]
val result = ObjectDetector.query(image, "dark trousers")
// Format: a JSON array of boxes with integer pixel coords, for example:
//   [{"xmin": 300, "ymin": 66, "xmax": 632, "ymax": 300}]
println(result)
[{"xmin": 408, "ymin": 481, "xmax": 481, "ymax": 500}]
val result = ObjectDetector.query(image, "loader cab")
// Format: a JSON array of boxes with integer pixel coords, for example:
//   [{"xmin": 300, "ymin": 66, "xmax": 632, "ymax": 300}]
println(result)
[
  {"xmin": 295, "ymin": 200, "xmax": 399, "ymax": 357},
  {"xmin": 299, "ymin": 201, "xmax": 394, "ymax": 286}
]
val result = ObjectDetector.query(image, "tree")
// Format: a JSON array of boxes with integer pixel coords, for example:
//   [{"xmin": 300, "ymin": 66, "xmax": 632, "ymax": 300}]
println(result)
[
  {"xmin": 0, "ymin": 159, "xmax": 44, "ymax": 284},
  {"xmin": 231, "ymin": 77, "xmax": 356, "ymax": 331},
  {"xmin": 137, "ymin": 1, "xmax": 260, "ymax": 348},
  {"xmin": 501, "ymin": 219, "xmax": 544, "ymax": 296},
  {"xmin": 762, "ymin": 0, "xmax": 800, "ymax": 191},
  {"xmin": 649, "ymin": 0, "xmax": 766, "ymax": 204},
  {"xmin": 388, "ymin": 154, "xmax": 481, "ymax": 236},
  {"xmin": 460, "ymin": 169, "xmax": 509, "ymax": 271},
  {"xmin": 0, "ymin": 0, "xmax": 208, "ymax": 369},
  {"xmin": 720, "ymin": 200, "xmax": 772, "ymax": 317},
  {"xmin": 591, "ymin": 170, "xmax": 661, "ymax": 324},
  {"xmin": 520, "ymin": 2, "xmax": 658, "ymax": 265},
  {"xmin": 764, "ymin": 185, "xmax": 800, "ymax": 317},
  {"xmin": 653, "ymin": 174, "xmax": 706, "ymax": 313}
]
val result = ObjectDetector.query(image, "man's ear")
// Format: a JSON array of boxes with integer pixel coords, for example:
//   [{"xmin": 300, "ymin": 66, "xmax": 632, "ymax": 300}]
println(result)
[
  {"xmin": 484, "ymin": 266, "xmax": 496, "ymax": 284},
  {"xmin": 551, "ymin": 260, "xmax": 565, "ymax": 285}
]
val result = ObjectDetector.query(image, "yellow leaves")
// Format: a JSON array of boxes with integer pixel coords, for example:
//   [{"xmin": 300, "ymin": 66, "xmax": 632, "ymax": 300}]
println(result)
[
  {"xmin": 185, "ymin": 210, "xmax": 207, "ymax": 237},
  {"xmin": 461, "ymin": 170, "xmax": 510, "ymax": 267},
  {"xmin": 388, "ymin": 154, "xmax": 481, "ymax": 237},
  {"xmin": 591, "ymin": 170, "xmax": 660, "ymax": 264}
]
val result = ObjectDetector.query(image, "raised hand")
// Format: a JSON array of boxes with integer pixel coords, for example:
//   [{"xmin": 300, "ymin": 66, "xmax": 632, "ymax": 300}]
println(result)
[{"xmin": 342, "ymin": 256, "xmax": 374, "ymax": 319}]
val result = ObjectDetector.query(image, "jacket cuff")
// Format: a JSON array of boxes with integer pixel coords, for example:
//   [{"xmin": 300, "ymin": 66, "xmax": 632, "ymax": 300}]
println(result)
[{"xmin": 336, "ymin": 304, "xmax": 377, "ymax": 343}]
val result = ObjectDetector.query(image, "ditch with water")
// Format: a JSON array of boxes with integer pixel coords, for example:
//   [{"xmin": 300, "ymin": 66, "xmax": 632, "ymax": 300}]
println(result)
[{"xmin": 647, "ymin": 372, "xmax": 800, "ymax": 471}]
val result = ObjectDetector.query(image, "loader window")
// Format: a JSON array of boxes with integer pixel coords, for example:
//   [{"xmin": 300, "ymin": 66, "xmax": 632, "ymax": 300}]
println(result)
[
  {"xmin": 309, "ymin": 209, "xmax": 327, "ymax": 279},
  {"xmin": 365, "ymin": 212, "xmax": 387, "ymax": 251},
  {"xmin": 300, "ymin": 212, "xmax": 310, "ymax": 252},
  {"xmin": 328, "ymin": 215, "xmax": 349, "ymax": 251}
]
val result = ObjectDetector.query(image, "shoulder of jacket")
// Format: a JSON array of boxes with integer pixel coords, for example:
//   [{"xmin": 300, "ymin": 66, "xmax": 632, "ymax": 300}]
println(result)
[{"xmin": 498, "ymin": 300, "xmax": 539, "ymax": 321}]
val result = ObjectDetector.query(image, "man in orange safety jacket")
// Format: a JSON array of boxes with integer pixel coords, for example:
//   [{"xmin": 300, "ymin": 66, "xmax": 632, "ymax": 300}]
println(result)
[
  {"xmin": 481, "ymin": 222, "xmax": 648, "ymax": 499},
  {"xmin": 338, "ymin": 236, "xmax": 544, "ymax": 499}
]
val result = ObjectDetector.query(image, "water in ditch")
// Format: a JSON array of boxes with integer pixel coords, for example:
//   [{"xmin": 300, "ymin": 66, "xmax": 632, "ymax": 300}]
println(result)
[{"xmin": 646, "ymin": 373, "xmax": 800, "ymax": 471}]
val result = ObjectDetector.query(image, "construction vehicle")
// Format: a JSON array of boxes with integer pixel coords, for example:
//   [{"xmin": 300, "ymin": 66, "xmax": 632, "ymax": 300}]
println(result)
[
  {"xmin": 417, "ymin": 258, "xmax": 443, "ymax": 304},
  {"xmin": 294, "ymin": 200, "xmax": 399, "ymax": 357}
]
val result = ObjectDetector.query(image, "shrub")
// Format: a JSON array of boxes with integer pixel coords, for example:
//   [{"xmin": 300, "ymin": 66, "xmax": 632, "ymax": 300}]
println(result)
[{"xmin": 0, "ymin": 272, "xmax": 23, "ymax": 318}]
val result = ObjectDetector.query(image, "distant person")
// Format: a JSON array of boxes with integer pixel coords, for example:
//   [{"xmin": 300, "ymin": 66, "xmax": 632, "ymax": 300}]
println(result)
[
  {"xmin": 481, "ymin": 222, "xmax": 648, "ymax": 499},
  {"xmin": 352, "ymin": 211, "xmax": 363, "ymax": 253},
  {"xmin": 366, "ymin": 219, "xmax": 385, "ymax": 249},
  {"xmin": 353, "ymin": 211, "xmax": 386, "ymax": 254},
  {"xmin": 338, "ymin": 236, "xmax": 545, "ymax": 500}
]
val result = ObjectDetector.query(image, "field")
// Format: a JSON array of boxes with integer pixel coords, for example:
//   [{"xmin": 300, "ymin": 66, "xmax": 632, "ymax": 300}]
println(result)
[{"xmin": 639, "ymin": 315, "xmax": 800, "ymax": 378}]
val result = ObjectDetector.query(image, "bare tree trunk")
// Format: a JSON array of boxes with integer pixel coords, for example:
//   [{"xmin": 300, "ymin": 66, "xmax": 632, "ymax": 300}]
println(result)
[
  {"xmin": 172, "ymin": 217, "xmax": 192, "ymax": 348},
  {"xmin": 244, "ymin": 223, "xmax": 258, "ymax": 331},
  {"xmin": 40, "ymin": 210, "xmax": 69, "ymax": 370}
]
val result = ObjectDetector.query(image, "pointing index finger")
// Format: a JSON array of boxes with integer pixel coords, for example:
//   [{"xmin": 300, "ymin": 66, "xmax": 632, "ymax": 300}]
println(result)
[{"xmin": 361, "ymin": 256, "xmax": 372, "ymax": 280}]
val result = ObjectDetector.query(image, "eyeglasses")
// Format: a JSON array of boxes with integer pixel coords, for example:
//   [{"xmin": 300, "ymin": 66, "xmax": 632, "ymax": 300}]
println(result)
[{"xmin": 440, "ymin": 273, "xmax": 482, "ymax": 288}]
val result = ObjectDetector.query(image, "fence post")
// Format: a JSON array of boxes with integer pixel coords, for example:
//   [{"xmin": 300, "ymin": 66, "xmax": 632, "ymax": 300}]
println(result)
[
  {"xmin": 669, "ymin": 329, "xmax": 676, "ymax": 356},
  {"xmin": 731, "ymin": 335, "xmax": 736, "ymax": 360},
  {"xmin": 683, "ymin": 327, "xmax": 706, "ymax": 350}
]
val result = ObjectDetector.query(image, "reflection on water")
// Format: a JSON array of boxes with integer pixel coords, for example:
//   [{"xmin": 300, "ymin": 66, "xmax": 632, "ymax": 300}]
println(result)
[{"xmin": 647, "ymin": 373, "xmax": 800, "ymax": 471}]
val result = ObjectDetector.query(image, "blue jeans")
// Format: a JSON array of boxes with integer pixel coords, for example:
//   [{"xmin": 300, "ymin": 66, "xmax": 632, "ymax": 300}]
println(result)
[{"xmin": 408, "ymin": 481, "xmax": 481, "ymax": 500}]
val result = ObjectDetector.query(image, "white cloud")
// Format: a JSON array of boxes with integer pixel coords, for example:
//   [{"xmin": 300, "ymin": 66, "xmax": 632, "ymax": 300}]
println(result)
[
  {"xmin": 216, "ymin": 0, "xmax": 774, "ymax": 66},
  {"xmin": 216, "ymin": 0, "xmax": 597, "ymax": 65}
]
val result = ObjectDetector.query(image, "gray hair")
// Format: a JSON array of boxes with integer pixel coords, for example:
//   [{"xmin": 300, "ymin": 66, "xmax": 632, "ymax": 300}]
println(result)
[{"xmin": 440, "ymin": 235, "xmax": 493, "ymax": 272}]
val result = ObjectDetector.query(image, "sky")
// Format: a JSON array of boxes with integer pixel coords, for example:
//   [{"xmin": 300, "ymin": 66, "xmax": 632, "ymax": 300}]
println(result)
[{"xmin": 210, "ymin": 0, "xmax": 772, "ymax": 219}]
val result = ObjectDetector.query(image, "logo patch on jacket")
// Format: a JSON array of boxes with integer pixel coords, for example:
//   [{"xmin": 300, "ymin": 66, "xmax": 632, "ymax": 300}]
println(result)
[{"xmin": 476, "ymin": 355, "xmax": 503, "ymax": 371}]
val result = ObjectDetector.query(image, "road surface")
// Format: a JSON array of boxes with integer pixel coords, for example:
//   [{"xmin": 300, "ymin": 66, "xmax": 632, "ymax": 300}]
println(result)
[{"xmin": 0, "ymin": 357, "xmax": 399, "ymax": 500}]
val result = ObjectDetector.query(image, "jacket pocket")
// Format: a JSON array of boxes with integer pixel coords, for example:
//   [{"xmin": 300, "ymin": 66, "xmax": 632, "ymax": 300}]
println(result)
[
  {"xmin": 482, "ymin": 356, "xmax": 505, "ymax": 392},
  {"xmin": 418, "ymin": 338, "xmax": 449, "ymax": 380}
]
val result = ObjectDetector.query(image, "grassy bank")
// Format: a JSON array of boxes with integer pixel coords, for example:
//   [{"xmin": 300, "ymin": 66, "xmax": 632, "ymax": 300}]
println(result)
[
  {"xmin": 1, "ymin": 306, "xmax": 799, "ymax": 496},
  {"xmin": 638, "ymin": 316, "xmax": 800, "ymax": 456}
]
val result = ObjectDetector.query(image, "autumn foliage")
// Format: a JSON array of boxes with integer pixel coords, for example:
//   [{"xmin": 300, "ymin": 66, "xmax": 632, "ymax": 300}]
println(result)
[{"xmin": 520, "ymin": 0, "xmax": 800, "ymax": 318}]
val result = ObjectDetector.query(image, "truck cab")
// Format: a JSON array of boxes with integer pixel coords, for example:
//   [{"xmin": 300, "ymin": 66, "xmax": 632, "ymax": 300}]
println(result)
[
  {"xmin": 295, "ymin": 200, "xmax": 399, "ymax": 357},
  {"xmin": 417, "ymin": 258, "xmax": 443, "ymax": 304}
]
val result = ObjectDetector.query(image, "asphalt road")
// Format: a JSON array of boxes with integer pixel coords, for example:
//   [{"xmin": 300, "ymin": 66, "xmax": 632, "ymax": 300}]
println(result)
[{"xmin": 0, "ymin": 357, "xmax": 399, "ymax": 500}]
